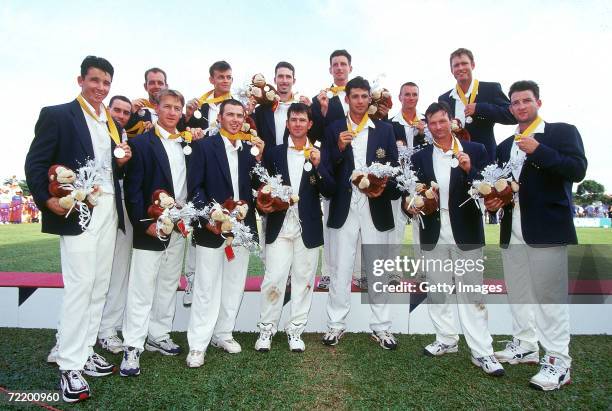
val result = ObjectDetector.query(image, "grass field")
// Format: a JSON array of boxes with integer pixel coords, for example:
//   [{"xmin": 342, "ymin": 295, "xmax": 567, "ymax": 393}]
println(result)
[
  {"xmin": 1, "ymin": 224, "xmax": 611, "ymax": 409},
  {"xmin": 1, "ymin": 223, "xmax": 611, "ymax": 278}
]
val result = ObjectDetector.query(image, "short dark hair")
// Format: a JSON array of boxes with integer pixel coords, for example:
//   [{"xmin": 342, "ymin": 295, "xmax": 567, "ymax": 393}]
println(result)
[
  {"xmin": 219, "ymin": 98, "xmax": 244, "ymax": 116},
  {"xmin": 425, "ymin": 102, "xmax": 452, "ymax": 120},
  {"xmin": 345, "ymin": 76, "xmax": 370, "ymax": 96},
  {"xmin": 275, "ymin": 61, "xmax": 295, "ymax": 77},
  {"xmin": 449, "ymin": 48, "xmax": 474, "ymax": 66},
  {"xmin": 144, "ymin": 67, "xmax": 167, "ymax": 83},
  {"xmin": 109, "ymin": 95, "xmax": 131, "ymax": 108},
  {"xmin": 329, "ymin": 49, "xmax": 352, "ymax": 65},
  {"xmin": 80, "ymin": 55, "xmax": 114, "ymax": 79},
  {"xmin": 509, "ymin": 80, "xmax": 540, "ymax": 100},
  {"xmin": 209, "ymin": 61, "xmax": 232, "ymax": 77},
  {"xmin": 399, "ymin": 82, "xmax": 419, "ymax": 93},
  {"xmin": 287, "ymin": 103, "xmax": 311, "ymax": 121},
  {"xmin": 157, "ymin": 89, "xmax": 185, "ymax": 107}
]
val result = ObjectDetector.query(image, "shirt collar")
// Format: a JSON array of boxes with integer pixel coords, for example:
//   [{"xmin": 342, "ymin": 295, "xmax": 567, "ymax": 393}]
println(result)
[
  {"xmin": 155, "ymin": 123, "xmax": 177, "ymax": 140},
  {"xmin": 288, "ymin": 137, "xmax": 310, "ymax": 149},
  {"xmin": 514, "ymin": 119, "xmax": 545, "ymax": 135},
  {"xmin": 221, "ymin": 134, "xmax": 243, "ymax": 151},
  {"xmin": 391, "ymin": 111, "xmax": 422, "ymax": 126},
  {"xmin": 80, "ymin": 95, "xmax": 107, "ymax": 122},
  {"xmin": 348, "ymin": 115, "xmax": 376, "ymax": 130},
  {"xmin": 449, "ymin": 79, "xmax": 475, "ymax": 101},
  {"xmin": 433, "ymin": 136, "xmax": 463, "ymax": 154}
]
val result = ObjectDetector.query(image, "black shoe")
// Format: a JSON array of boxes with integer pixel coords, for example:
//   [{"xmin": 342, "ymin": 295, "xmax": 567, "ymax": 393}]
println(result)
[{"xmin": 60, "ymin": 370, "xmax": 90, "ymax": 403}]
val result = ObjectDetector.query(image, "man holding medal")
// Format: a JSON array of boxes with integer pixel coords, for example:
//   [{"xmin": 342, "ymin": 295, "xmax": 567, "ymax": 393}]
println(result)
[
  {"xmin": 25, "ymin": 56, "xmax": 131, "ymax": 403},
  {"xmin": 320, "ymin": 76, "xmax": 400, "ymax": 349},
  {"xmin": 125, "ymin": 67, "xmax": 168, "ymax": 137},
  {"xmin": 185, "ymin": 99, "xmax": 264, "ymax": 367},
  {"xmin": 438, "ymin": 48, "xmax": 515, "ymax": 162},
  {"xmin": 185, "ymin": 60, "xmax": 234, "ymax": 131},
  {"xmin": 120, "ymin": 89, "xmax": 203, "ymax": 377},
  {"xmin": 254, "ymin": 103, "xmax": 334, "ymax": 352},
  {"xmin": 486, "ymin": 81, "xmax": 587, "ymax": 391},
  {"xmin": 97, "ymin": 95, "xmax": 135, "ymax": 354},
  {"xmin": 408, "ymin": 102, "xmax": 504, "ymax": 376}
]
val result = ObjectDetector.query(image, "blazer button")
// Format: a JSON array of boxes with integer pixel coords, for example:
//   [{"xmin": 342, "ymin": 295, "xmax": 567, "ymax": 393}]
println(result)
[{"xmin": 347, "ymin": 188, "xmax": 351, "ymax": 193}]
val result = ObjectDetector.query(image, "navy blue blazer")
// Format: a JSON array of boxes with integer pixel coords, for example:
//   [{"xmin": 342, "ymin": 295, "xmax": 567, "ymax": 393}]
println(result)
[
  {"xmin": 124, "ymin": 129, "xmax": 190, "ymax": 251},
  {"xmin": 253, "ymin": 104, "xmax": 289, "ymax": 147},
  {"xmin": 321, "ymin": 118, "xmax": 400, "ymax": 232},
  {"xmin": 439, "ymin": 81, "xmax": 516, "ymax": 162},
  {"xmin": 187, "ymin": 133, "xmax": 260, "ymax": 248},
  {"xmin": 25, "ymin": 99, "xmax": 125, "ymax": 236},
  {"xmin": 310, "ymin": 92, "xmax": 346, "ymax": 143},
  {"xmin": 411, "ymin": 141, "xmax": 488, "ymax": 251},
  {"xmin": 262, "ymin": 143, "xmax": 335, "ymax": 248},
  {"xmin": 496, "ymin": 122, "xmax": 587, "ymax": 246},
  {"xmin": 388, "ymin": 115, "xmax": 427, "ymax": 147}
]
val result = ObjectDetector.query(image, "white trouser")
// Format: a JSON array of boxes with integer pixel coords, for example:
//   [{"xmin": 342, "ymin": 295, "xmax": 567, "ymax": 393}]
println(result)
[
  {"xmin": 501, "ymin": 202, "xmax": 571, "ymax": 364},
  {"xmin": 259, "ymin": 214, "xmax": 267, "ymax": 265},
  {"xmin": 258, "ymin": 210, "xmax": 319, "ymax": 332},
  {"xmin": 423, "ymin": 209, "xmax": 493, "ymax": 357},
  {"xmin": 98, "ymin": 199, "xmax": 133, "ymax": 339},
  {"xmin": 327, "ymin": 196, "xmax": 392, "ymax": 331},
  {"xmin": 57, "ymin": 194, "xmax": 117, "ymax": 370},
  {"xmin": 185, "ymin": 236, "xmax": 197, "ymax": 275},
  {"xmin": 187, "ymin": 243, "xmax": 249, "ymax": 351},
  {"xmin": 122, "ymin": 233, "xmax": 185, "ymax": 350},
  {"xmin": 321, "ymin": 198, "xmax": 333, "ymax": 277}
]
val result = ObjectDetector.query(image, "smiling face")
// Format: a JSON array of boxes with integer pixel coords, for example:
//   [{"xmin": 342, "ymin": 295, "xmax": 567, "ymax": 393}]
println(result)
[
  {"xmin": 286, "ymin": 111, "xmax": 312, "ymax": 140},
  {"xmin": 509, "ymin": 89, "xmax": 542, "ymax": 125},
  {"xmin": 109, "ymin": 99, "xmax": 132, "ymax": 128},
  {"xmin": 78, "ymin": 67, "xmax": 111, "ymax": 108},
  {"xmin": 399, "ymin": 84, "xmax": 419, "ymax": 112},
  {"xmin": 329, "ymin": 55, "xmax": 352, "ymax": 85},
  {"xmin": 274, "ymin": 67, "xmax": 295, "ymax": 95},
  {"xmin": 219, "ymin": 103, "xmax": 245, "ymax": 134},
  {"xmin": 156, "ymin": 95, "xmax": 183, "ymax": 131},
  {"xmin": 450, "ymin": 53, "xmax": 474, "ymax": 84},
  {"xmin": 144, "ymin": 71, "xmax": 167, "ymax": 101},
  {"xmin": 346, "ymin": 87, "xmax": 370, "ymax": 118}
]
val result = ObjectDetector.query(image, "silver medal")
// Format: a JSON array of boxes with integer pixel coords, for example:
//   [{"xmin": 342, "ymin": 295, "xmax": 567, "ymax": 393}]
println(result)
[
  {"xmin": 183, "ymin": 145, "xmax": 192, "ymax": 156},
  {"xmin": 450, "ymin": 157, "xmax": 459, "ymax": 168},
  {"xmin": 113, "ymin": 147, "xmax": 126, "ymax": 159},
  {"xmin": 193, "ymin": 110, "xmax": 202, "ymax": 119},
  {"xmin": 138, "ymin": 108, "xmax": 146, "ymax": 117},
  {"xmin": 303, "ymin": 162, "xmax": 313, "ymax": 172},
  {"xmin": 465, "ymin": 116, "xmax": 473, "ymax": 124},
  {"xmin": 250, "ymin": 146, "xmax": 260, "ymax": 157},
  {"xmin": 326, "ymin": 90, "xmax": 334, "ymax": 99}
]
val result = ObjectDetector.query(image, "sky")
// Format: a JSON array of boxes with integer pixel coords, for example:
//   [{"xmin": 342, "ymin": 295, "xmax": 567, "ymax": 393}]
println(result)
[{"xmin": 2, "ymin": 0, "xmax": 611, "ymax": 190}]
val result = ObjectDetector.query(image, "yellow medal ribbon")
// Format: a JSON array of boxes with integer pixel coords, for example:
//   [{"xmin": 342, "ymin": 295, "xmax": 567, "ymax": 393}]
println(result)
[
  {"xmin": 456, "ymin": 79, "xmax": 479, "ymax": 106},
  {"xmin": 328, "ymin": 85, "xmax": 346, "ymax": 96},
  {"xmin": 198, "ymin": 90, "xmax": 231, "ymax": 106},
  {"xmin": 154, "ymin": 125, "xmax": 192, "ymax": 143},
  {"xmin": 346, "ymin": 114, "xmax": 370, "ymax": 137},
  {"xmin": 141, "ymin": 99, "xmax": 155, "ymax": 109},
  {"xmin": 220, "ymin": 128, "xmax": 252, "ymax": 142},
  {"xmin": 402, "ymin": 111, "xmax": 420, "ymax": 126},
  {"xmin": 433, "ymin": 135, "xmax": 460, "ymax": 156},
  {"xmin": 514, "ymin": 116, "xmax": 542, "ymax": 141},
  {"xmin": 76, "ymin": 95, "xmax": 120, "ymax": 145},
  {"xmin": 290, "ymin": 142, "xmax": 313, "ymax": 159}
]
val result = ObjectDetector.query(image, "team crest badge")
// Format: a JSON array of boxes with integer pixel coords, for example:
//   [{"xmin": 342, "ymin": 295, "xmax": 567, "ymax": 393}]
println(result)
[
  {"xmin": 310, "ymin": 175, "xmax": 317, "ymax": 185},
  {"xmin": 376, "ymin": 148, "xmax": 386, "ymax": 159}
]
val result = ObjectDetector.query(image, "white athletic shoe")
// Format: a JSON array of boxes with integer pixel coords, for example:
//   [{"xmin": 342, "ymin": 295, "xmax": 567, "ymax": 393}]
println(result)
[
  {"xmin": 119, "ymin": 347, "xmax": 141, "ymax": 377},
  {"xmin": 145, "ymin": 337, "xmax": 181, "ymax": 356},
  {"xmin": 99, "ymin": 335, "xmax": 123, "ymax": 354},
  {"xmin": 47, "ymin": 343, "xmax": 59, "ymax": 363},
  {"xmin": 183, "ymin": 272, "xmax": 195, "ymax": 306},
  {"xmin": 255, "ymin": 324, "xmax": 274, "ymax": 352},
  {"xmin": 371, "ymin": 330, "xmax": 398, "ymax": 350},
  {"xmin": 186, "ymin": 350, "xmax": 205, "ymax": 368},
  {"xmin": 471, "ymin": 355, "xmax": 505, "ymax": 376},
  {"xmin": 423, "ymin": 340, "xmax": 459, "ymax": 357},
  {"xmin": 529, "ymin": 355, "xmax": 571, "ymax": 391},
  {"xmin": 60, "ymin": 370, "xmax": 90, "ymax": 403},
  {"xmin": 495, "ymin": 338, "xmax": 539, "ymax": 364},
  {"xmin": 83, "ymin": 353, "xmax": 115, "ymax": 377},
  {"xmin": 287, "ymin": 329, "xmax": 305, "ymax": 352},
  {"xmin": 321, "ymin": 328, "xmax": 345, "ymax": 346},
  {"xmin": 211, "ymin": 337, "xmax": 242, "ymax": 354}
]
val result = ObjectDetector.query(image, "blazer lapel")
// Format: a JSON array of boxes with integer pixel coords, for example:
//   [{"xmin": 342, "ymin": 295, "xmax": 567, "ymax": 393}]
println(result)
[
  {"xmin": 366, "ymin": 125, "xmax": 378, "ymax": 165},
  {"xmin": 265, "ymin": 108, "xmax": 276, "ymax": 139},
  {"xmin": 149, "ymin": 132, "xmax": 174, "ymax": 190},
  {"xmin": 422, "ymin": 145, "xmax": 437, "ymax": 184},
  {"xmin": 70, "ymin": 100, "xmax": 94, "ymax": 158}
]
